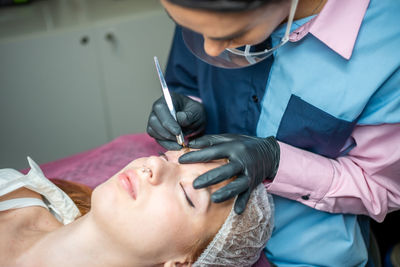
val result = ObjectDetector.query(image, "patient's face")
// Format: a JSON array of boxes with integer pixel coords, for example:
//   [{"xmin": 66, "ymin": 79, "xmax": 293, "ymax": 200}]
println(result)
[{"xmin": 91, "ymin": 150, "xmax": 233, "ymax": 264}]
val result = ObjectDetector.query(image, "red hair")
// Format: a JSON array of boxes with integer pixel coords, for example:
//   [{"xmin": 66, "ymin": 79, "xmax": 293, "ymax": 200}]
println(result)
[{"xmin": 50, "ymin": 179, "xmax": 92, "ymax": 217}]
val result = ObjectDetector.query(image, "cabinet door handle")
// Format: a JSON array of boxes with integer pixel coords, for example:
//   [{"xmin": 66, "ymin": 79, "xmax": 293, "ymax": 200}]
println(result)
[
  {"xmin": 80, "ymin": 35, "xmax": 90, "ymax": 45},
  {"xmin": 105, "ymin": 32, "xmax": 116, "ymax": 42}
]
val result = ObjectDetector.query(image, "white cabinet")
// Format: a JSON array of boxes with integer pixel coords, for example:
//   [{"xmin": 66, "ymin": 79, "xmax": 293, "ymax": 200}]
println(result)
[
  {"xmin": 0, "ymin": 0, "xmax": 175, "ymax": 169},
  {"xmin": 96, "ymin": 11, "xmax": 174, "ymax": 138}
]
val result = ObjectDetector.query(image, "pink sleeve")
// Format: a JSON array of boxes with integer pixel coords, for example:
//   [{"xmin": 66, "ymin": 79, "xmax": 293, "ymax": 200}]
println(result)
[
  {"xmin": 188, "ymin": 95, "xmax": 202, "ymax": 103},
  {"xmin": 264, "ymin": 123, "xmax": 400, "ymax": 222}
]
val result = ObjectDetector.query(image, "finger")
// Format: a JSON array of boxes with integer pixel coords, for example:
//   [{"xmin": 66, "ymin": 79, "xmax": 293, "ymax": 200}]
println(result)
[
  {"xmin": 153, "ymin": 100, "xmax": 182, "ymax": 136},
  {"xmin": 211, "ymin": 175, "xmax": 249, "ymax": 203},
  {"xmin": 188, "ymin": 134, "xmax": 235, "ymax": 148},
  {"xmin": 156, "ymin": 140, "xmax": 183, "ymax": 150},
  {"xmin": 234, "ymin": 190, "xmax": 251, "ymax": 215},
  {"xmin": 148, "ymin": 114, "xmax": 177, "ymax": 141},
  {"xmin": 188, "ymin": 135, "xmax": 224, "ymax": 148},
  {"xmin": 176, "ymin": 111, "xmax": 193, "ymax": 127},
  {"xmin": 147, "ymin": 125, "xmax": 169, "ymax": 141},
  {"xmin": 179, "ymin": 143, "xmax": 232, "ymax": 163},
  {"xmin": 193, "ymin": 162, "xmax": 242, "ymax": 189},
  {"xmin": 176, "ymin": 112, "xmax": 204, "ymax": 136}
]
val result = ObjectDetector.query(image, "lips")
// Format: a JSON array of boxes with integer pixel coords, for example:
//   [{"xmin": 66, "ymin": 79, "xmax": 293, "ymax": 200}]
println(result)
[{"xmin": 118, "ymin": 171, "xmax": 137, "ymax": 199}]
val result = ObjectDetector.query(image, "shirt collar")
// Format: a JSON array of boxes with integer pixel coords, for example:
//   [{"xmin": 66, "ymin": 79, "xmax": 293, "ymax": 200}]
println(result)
[{"xmin": 289, "ymin": 0, "xmax": 370, "ymax": 60}]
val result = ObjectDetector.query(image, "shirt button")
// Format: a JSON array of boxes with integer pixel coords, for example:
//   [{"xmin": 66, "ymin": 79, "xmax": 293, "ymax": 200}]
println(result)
[
  {"xmin": 301, "ymin": 194, "xmax": 310, "ymax": 200},
  {"xmin": 252, "ymin": 95, "xmax": 259, "ymax": 103}
]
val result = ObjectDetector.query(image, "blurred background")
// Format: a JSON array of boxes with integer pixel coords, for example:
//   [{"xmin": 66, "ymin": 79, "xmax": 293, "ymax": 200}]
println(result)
[{"xmin": 0, "ymin": 0, "xmax": 175, "ymax": 169}]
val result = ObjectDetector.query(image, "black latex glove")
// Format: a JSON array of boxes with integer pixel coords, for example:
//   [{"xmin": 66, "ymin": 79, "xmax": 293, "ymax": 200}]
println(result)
[
  {"xmin": 147, "ymin": 92, "xmax": 206, "ymax": 150},
  {"xmin": 179, "ymin": 134, "xmax": 280, "ymax": 214}
]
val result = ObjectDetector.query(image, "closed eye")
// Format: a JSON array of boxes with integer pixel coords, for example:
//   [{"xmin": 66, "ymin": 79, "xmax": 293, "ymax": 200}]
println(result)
[{"xmin": 180, "ymin": 182, "xmax": 195, "ymax": 208}]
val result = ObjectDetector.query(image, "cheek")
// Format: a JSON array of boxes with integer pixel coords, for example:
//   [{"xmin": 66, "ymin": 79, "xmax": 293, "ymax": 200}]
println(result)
[
  {"xmin": 239, "ymin": 14, "xmax": 288, "ymax": 46},
  {"xmin": 241, "ymin": 28, "xmax": 273, "ymax": 46},
  {"xmin": 137, "ymin": 192, "xmax": 198, "ymax": 255},
  {"xmin": 91, "ymin": 179, "xmax": 200, "ymax": 259},
  {"xmin": 92, "ymin": 182, "xmax": 137, "ymax": 250},
  {"xmin": 91, "ymin": 179, "xmax": 118, "ymax": 214},
  {"xmin": 90, "ymin": 179, "xmax": 124, "ymax": 234},
  {"xmin": 144, "ymin": 192, "xmax": 190, "ymax": 235}
]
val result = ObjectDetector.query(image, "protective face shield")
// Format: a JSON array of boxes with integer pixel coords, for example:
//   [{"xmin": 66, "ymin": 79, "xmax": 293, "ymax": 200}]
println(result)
[{"xmin": 182, "ymin": 0, "xmax": 299, "ymax": 69}]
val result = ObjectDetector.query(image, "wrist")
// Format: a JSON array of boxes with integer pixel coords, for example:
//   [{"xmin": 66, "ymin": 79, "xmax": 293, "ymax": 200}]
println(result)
[{"xmin": 263, "ymin": 136, "xmax": 280, "ymax": 181}]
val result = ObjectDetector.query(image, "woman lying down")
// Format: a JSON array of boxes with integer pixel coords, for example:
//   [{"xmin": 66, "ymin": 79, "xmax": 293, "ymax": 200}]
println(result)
[{"xmin": 0, "ymin": 149, "xmax": 273, "ymax": 267}]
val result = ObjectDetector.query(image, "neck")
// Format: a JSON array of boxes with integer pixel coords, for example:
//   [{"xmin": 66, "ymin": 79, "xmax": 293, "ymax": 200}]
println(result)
[
  {"xmin": 17, "ymin": 213, "xmax": 147, "ymax": 267},
  {"xmin": 294, "ymin": 0, "xmax": 327, "ymax": 20}
]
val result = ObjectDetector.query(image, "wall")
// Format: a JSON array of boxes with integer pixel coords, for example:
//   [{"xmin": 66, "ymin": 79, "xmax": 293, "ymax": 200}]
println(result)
[{"xmin": 0, "ymin": 0, "xmax": 175, "ymax": 169}]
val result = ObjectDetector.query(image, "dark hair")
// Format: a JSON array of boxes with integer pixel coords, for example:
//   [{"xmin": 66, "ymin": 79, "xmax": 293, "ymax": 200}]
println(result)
[{"xmin": 166, "ymin": 0, "xmax": 276, "ymax": 12}]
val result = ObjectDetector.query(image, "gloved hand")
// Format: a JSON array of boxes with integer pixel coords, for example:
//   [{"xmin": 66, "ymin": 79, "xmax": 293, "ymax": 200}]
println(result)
[
  {"xmin": 147, "ymin": 92, "xmax": 206, "ymax": 150},
  {"xmin": 179, "ymin": 134, "xmax": 280, "ymax": 214}
]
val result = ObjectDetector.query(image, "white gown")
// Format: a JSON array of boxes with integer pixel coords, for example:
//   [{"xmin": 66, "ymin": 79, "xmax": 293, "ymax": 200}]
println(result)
[{"xmin": 0, "ymin": 157, "xmax": 80, "ymax": 225}]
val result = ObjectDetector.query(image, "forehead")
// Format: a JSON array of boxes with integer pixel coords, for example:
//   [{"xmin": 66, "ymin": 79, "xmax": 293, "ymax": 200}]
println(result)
[{"xmin": 167, "ymin": 150, "xmax": 226, "ymax": 167}]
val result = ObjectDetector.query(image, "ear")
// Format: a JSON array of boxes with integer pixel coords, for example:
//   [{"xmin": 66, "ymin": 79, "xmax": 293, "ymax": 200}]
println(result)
[{"xmin": 163, "ymin": 255, "xmax": 192, "ymax": 267}]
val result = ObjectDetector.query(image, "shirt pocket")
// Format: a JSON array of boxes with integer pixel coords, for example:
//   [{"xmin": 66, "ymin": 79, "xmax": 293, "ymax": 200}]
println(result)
[{"xmin": 276, "ymin": 94, "xmax": 357, "ymax": 158}]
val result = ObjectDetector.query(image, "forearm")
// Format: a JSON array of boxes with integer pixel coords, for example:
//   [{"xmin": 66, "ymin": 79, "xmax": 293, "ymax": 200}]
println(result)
[{"xmin": 264, "ymin": 123, "xmax": 400, "ymax": 222}]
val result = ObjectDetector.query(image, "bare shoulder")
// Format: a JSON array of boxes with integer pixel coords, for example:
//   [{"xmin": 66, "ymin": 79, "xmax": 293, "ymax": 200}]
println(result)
[
  {"xmin": 0, "ymin": 186, "xmax": 42, "ymax": 202},
  {"xmin": 0, "ymin": 186, "xmax": 61, "ymax": 231},
  {"xmin": 0, "ymin": 187, "xmax": 44, "ymax": 224},
  {"xmin": 0, "ymin": 188, "xmax": 62, "ymax": 266}
]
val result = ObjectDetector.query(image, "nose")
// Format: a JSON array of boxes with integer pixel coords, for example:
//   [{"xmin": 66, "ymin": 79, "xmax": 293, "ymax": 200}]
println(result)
[
  {"xmin": 144, "ymin": 156, "xmax": 175, "ymax": 186},
  {"xmin": 203, "ymin": 37, "xmax": 230, "ymax": 57},
  {"xmin": 140, "ymin": 166, "xmax": 153, "ymax": 182}
]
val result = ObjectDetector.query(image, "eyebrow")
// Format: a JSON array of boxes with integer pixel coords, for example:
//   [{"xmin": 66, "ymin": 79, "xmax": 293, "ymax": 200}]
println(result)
[
  {"xmin": 158, "ymin": 151, "xmax": 168, "ymax": 161},
  {"xmin": 164, "ymin": 9, "xmax": 248, "ymax": 41}
]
